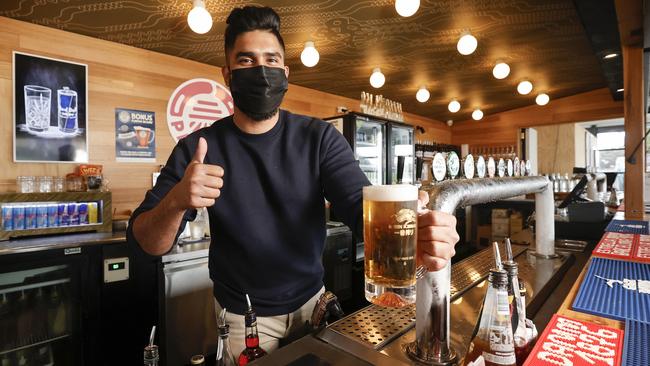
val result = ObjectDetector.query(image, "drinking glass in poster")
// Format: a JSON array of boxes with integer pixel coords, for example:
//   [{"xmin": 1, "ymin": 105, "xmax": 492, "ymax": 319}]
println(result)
[{"xmin": 13, "ymin": 51, "xmax": 88, "ymax": 163}]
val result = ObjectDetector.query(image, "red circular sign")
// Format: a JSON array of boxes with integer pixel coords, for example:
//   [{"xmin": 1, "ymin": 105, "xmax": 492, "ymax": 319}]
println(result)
[{"xmin": 166, "ymin": 78, "xmax": 234, "ymax": 142}]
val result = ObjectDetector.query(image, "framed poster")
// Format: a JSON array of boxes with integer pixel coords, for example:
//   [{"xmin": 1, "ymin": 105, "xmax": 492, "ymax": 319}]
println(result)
[
  {"xmin": 13, "ymin": 51, "xmax": 88, "ymax": 163},
  {"xmin": 115, "ymin": 108, "xmax": 156, "ymax": 162}
]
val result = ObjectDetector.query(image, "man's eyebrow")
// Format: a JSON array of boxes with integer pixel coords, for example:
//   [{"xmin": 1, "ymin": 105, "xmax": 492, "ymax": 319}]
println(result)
[
  {"xmin": 235, "ymin": 51, "xmax": 255, "ymax": 58},
  {"xmin": 264, "ymin": 51, "xmax": 283, "ymax": 59}
]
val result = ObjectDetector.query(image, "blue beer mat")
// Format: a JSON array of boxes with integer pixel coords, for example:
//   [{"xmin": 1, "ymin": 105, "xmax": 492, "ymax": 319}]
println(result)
[
  {"xmin": 572, "ymin": 258, "xmax": 650, "ymax": 322},
  {"xmin": 622, "ymin": 319, "xmax": 650, "ymax": 366},
  {"xmin": 606, "ymin": 220, "xmax": 650, "ymax": 235}
]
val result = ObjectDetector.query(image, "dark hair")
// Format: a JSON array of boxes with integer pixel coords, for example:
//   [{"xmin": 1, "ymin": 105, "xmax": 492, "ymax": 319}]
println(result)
[{"xmin": 224, "ymin": 6, "xmax": 285, "ymax": 58}]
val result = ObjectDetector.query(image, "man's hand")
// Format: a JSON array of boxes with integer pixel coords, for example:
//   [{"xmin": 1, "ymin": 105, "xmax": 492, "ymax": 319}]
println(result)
[
  {"xmin": 169, "ymin": 137, "xmax": 224, "ymax": 210},
  {"xmin": 417, "ymin": 191, "xmax": 460, "ymax": 271}
]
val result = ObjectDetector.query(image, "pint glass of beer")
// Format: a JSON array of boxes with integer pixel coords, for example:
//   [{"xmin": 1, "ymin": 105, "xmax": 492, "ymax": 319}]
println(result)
[{"xmin": 363, "ymin": 184, "xmax": 418, "ymax": 307}]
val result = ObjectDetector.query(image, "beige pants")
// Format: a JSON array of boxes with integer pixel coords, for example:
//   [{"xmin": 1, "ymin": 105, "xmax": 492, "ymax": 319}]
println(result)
[{"xmin": 214, "ymin": 287, "xmax": 325, "ymax": 357}]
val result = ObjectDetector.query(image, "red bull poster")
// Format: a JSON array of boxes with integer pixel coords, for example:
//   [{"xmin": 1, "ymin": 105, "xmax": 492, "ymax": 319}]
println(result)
[{"xmin": 166, "ymin": 78, "xmax": 234, "ymax": 143}]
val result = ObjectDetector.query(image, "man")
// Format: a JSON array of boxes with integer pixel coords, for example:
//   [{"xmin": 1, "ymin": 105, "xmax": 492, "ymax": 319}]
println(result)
[{"xmin": 128, "ymin": 5, "xmax": 459, "ymax": 357}]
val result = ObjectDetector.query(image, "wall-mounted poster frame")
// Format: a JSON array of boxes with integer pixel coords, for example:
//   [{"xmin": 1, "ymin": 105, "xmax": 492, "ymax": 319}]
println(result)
[{"xmin": 13, "ymin": 51, "xmax": 89, "ymax": 163}]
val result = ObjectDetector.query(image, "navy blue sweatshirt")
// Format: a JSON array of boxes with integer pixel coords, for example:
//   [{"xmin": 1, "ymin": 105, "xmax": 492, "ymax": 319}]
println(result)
[{"xmin": 127, "ymin": 110, "xmax": 370, "ymax": 316}]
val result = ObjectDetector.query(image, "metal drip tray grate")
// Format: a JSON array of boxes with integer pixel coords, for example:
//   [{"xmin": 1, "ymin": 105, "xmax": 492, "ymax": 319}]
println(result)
[
  {"xmin": 326, "ymin": 304, "xmax": 416, "ymax": 350},
  {"xmin": 450, "ymin": 243, "xmax": 527, "ymax": 299}
]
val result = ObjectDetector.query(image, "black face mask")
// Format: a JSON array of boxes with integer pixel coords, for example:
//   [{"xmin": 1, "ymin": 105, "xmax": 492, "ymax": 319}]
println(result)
[{"xmin": 229, "ymin": 65, "xmax": 288, "ymax": 121}]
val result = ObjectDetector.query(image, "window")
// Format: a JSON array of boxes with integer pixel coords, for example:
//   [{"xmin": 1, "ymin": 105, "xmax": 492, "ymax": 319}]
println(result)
[{"xmin": 596, "ymin": 130, "xmax": 624, "ymax": 190}]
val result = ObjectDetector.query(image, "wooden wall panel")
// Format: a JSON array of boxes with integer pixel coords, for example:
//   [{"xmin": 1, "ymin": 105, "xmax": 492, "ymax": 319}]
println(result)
[
  {"xmin": 0, "ymin": 17, "xmax": 449, "ymax": 214},
  {"xmin": 451, "ymin": 88, "xmax": 623, "ymax": 147},
  {"xmin": 535, "ymin": 124, "xmax": 577, "ymax": 174}
]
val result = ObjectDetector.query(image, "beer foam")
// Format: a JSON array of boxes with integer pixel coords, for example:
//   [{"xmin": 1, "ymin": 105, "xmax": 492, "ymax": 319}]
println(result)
[{"xmin": 363, "ymin": 184, "xmax": 418, "ymax": 202}]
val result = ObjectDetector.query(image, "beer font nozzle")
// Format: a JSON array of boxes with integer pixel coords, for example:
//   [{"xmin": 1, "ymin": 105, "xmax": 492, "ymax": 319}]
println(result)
[{"xmin": 493, "ymin": 242, "xmax": 503, "ymax": 270}]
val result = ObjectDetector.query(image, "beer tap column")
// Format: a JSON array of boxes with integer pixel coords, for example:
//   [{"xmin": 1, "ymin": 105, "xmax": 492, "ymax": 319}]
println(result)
[{"xmin": 406, "ymin": 176, "xmax": 553, "ymax": 365}]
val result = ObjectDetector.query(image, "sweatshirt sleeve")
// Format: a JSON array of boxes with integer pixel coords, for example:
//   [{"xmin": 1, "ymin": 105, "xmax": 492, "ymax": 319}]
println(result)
[
  {"xmin": 319, "ymin": 123, "xmax": 371, "ymax": 240},
  {"xmin": 126, "ymin": 138, "xmax": 198, "ymax": 254}
]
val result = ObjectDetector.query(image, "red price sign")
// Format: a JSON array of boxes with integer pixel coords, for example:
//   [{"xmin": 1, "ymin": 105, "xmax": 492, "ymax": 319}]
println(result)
[{"xmin": 523, "ymin": 314, "xmax": 623, "ymax": 366}]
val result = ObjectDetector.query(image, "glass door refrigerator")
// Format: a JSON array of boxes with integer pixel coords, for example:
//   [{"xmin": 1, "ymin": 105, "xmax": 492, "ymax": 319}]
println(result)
[
  {"xmin": 327, "ymin": 113, "xmax": 387, "ymax": 185},
  {"xmin": 387, "ymin": 122, "xmax": 415, "ymax": 184}
]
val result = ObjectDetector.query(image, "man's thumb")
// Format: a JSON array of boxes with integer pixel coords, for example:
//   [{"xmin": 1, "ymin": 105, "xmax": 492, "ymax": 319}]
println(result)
[{"xmin": 192, "ymin": 137, "xmax": 208, "ymax": 164}]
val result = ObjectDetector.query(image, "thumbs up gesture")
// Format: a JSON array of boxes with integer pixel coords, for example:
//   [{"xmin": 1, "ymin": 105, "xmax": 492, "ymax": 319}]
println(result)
[{"xmin": 171, "ymin": 137, "xmax": 224, "ymax": 210}]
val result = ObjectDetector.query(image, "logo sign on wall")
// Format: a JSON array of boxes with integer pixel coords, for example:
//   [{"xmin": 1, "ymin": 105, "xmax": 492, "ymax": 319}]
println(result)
[{"xmin": 166, "ymin": 78, "xmax": 234, "ymax": 142}]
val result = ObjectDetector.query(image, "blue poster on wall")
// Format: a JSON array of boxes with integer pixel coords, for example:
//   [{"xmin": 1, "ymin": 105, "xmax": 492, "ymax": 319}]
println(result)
[{"xmin": 115, "ymin": 108, "xmax": 156, "ymax": 162}]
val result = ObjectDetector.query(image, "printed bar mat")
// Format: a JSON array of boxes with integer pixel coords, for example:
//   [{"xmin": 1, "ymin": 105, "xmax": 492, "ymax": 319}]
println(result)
[
  {"xmin": 605, "ymin": 220, "xmax": 649, "ymax": 235},
  {"xmin": 593, "ymin": 233, "xmax": 650, "ymax": 263},
  {"xmin": 573, "ymin": 258, "xmax": 650, "ymax": 322},
  {"xmin": 622, "ymin": 319, "xmax": 650, "ymax": 366},
  {"xmin": 523, "ymin": 314, "xmax": 623, "ymax": 366}
]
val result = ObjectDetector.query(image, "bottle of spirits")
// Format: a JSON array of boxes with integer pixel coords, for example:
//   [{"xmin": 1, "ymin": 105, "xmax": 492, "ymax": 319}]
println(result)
[
  {"xmin": 238, "ymin": 294, "xmax": 267, "ymax": 365},
  {"xmin": 464, "ymin": 244, "xmax": 516, "ymax": 366},
  {"xmin": 502, "ymin": 239, "xmax": 531, "ymax": 366},
  {"xmin": 144, "ymin": 326, "xmax": 159, "ymax": 366},
  {"xmin": 216, "ymin": 308, "xmax": 237, "ymax": 366}
]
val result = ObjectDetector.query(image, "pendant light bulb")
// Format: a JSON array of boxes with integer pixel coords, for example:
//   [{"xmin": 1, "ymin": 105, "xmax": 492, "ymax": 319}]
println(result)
[
  {"xmin": 416, "ymin": 86, "xmax": 430, "ymax": 103},
  {"xmin": 369, "ymin": 68, "xmax": 385, "ymax": 88},
  {"xmin": 188, "ymin": 0, "xmax": 213, "ymax": 34},
  {"xmin": 457, "ymin": 33, "xmax": 478, "ymax": 55},
  {"xmin": 517, "ymin": 80, "xmax": 533, "ymax": 95},
  {"xmin": 535, "ymin": 93, "xmax": 550, "ymax": 106},
  {"xmin": 492, "ymin": 62, "xmax": 510, "ymax": 79},
  {"xmin": 448, "ymin": 99, "xmax": 461, "ymax": 113},
  {"xmin": 395, "ymin": 0, "xmax": 420, "ymax": 17},
  {"xmin": 300, "ymin": 41, "xmax": 320, "ymax": 67},
  {"xmin": 472, "ymin": 108, "xmax": 483, "ymax": 121}
]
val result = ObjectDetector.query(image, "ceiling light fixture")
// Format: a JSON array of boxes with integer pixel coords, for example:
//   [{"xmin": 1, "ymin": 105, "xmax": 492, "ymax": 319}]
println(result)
[
  {"xmin": 446, "ymin": 119, "xmax": 454, "ymax": 127},
  {"xmin": 603, "ymin": 53, "xmax": 618, "ymax": 59},
  {"xmin": 395, "ymin": 0, "xmax": 420, "ymax": 17},
  {"xmin": 517, "ymin": 80, "xmax": 533, "ymax": 95},
  {"xmin": 416, "ymin": 86, "xmax": 430, "ymax": 103},
  {"xmin": 369, "ymin": 68, "xmax": 385, "ymax": 88},
  {"xmin": 448, "ymin": 99, "xmax": 461, "ymax": 113},
  {"xmin": 457, "ymin": 32, "xmax": 478, "ymax": 55},
  {"xmin": 472, "ymin": 109, "xmax": 483, "ymax": 121},
  {"xmin": 535, "ymin": 93, "xmax": 550, "ymax": 106},
  {"xmin": 187, "ymin": 0, "xmax": 213, "ymax": 34},
  {"xmin": 617, "ymin": 88, "xmax": 624, "ymax": 92},
  {"xmin": 492, "ymin": 62, "xmax": 510, "ymax": 79},
  {"xmin": 300, "ymin": 41, "xmax": 320, "ymax": 67}
]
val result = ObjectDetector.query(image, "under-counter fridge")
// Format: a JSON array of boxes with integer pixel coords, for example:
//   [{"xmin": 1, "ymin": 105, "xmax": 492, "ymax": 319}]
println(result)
[{"xmin": 325, "ymin": 112, "xmax": 415, "ymax": 185}]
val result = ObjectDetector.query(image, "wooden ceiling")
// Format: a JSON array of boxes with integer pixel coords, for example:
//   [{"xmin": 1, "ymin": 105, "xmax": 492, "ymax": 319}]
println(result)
[{"xmin": 0, "ymin": 0, "xmax": 621, "ymax": 122}]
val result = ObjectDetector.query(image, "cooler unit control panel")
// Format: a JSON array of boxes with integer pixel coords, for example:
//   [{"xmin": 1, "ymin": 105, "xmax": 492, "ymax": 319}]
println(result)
[{"xmin": 104, "ymin": 257, "xmax": 129, "ymax": 283}]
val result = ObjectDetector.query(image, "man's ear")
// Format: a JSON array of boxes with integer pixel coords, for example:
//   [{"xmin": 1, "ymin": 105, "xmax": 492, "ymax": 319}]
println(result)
[
  {"xmin": 222, "ymin": 66, "xmax": 231, "ymax": 87},
  {"xmin": 284, "ymin": 65, "xmax": 289, "ymax": 79}
]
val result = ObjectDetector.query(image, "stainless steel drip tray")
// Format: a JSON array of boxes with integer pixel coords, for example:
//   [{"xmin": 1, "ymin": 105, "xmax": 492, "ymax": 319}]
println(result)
[{"xmin": 317, "ymin": 251, "xmax": 573, "ymax": 365}]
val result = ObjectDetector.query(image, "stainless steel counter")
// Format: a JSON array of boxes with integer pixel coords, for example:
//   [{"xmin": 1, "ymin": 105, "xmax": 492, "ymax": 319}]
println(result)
[
  {"xmin": 0, "ymin": 231, "xmax": 127, "ymax": 256},
  {"xmin": 254, "ymin": 243, "xmax": 576, "ymax": 365}
]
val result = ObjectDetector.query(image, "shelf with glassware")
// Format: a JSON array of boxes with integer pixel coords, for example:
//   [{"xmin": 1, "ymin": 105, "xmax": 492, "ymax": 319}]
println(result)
[{"xmin": 0, "ymin": 191, "xmax": 112, "ymax": 241}]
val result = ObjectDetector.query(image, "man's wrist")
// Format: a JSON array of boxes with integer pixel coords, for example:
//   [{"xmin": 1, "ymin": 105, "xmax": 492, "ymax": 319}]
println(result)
[{"xmin": 163, "ymin": 187, "xmax": 186, "ymax": 213}]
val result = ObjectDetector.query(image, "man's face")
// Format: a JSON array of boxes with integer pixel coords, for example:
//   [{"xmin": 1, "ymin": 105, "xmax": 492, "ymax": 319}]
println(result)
[{"xmin": 222, "ymin": 30, "xmax": 289, "ymax": 83}]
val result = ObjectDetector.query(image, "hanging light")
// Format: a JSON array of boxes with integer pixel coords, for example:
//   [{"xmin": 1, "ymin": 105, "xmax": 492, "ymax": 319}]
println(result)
[
  {"xmin": 535, "ymin": 93, "xmax": 550, "ymax": 106},
  {"xmin": 448, "ymin": 99, "xmax": 461, "ymax": 113},
  {"xmin": 416, "ymin": 86, "xmax": 430, "ymax": 103},
  {"xmin": 187, "ymin": 0, "xmax": 213, "ymax": 34},
  {"xmin": 517, "ymin": 80, "xmax": 533, "ymax": 95},
  {"xmin": 472, "ymin": 109, "xmax": 483, "ymax": 121},
  {"xmin": 369, "ymin": 68, "xmax": 385, "ymax": 88},
  {"xmin": 446, "ymin": 119, "xmax": 454, "ymax": 126},
  {"xmin": 457, "ymin": 32, "xmax": 477, "ymax": 55},
  {"xmin": 492, "ymin": 62, "xmax": 510, "ymax": 79},
  {"xmin": 300, "ymin": 41, "xmax": 320, "ymax": 67},
  {"xmin": 395, "ymin": 0, "xmax": 420, "ymax": 17}
]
